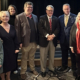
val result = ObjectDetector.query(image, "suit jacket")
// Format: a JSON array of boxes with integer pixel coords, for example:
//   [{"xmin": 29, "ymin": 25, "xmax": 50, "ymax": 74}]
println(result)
[
  {"xmin": 38, "ymin": 15, "xmax": 60, "ymax": 47},
  {"xmin": 15, "ymin": 12, "xmax": 38, "ymax": 47},
  {"xmin": 70, "ymin": 24, "xmax": 77, "ymax": 53},
  {"xmin": 59, "ymin": 13, "xmax": 76, "ymax": 44},
  {"xmin": 0, "ymin": 38, "xmax": 4, "ymax": 74}
]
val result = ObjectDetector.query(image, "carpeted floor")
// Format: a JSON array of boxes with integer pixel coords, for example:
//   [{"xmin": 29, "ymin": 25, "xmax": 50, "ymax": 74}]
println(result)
[{"xmin": 0, "ymin": 67, "xmax": 75, "ymax": 80}]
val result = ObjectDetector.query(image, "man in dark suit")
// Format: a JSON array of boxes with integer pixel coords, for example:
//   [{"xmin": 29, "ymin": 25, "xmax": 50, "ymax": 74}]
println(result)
[
  {"xmin": 38, "ymin": 5, "xmax": 60, "ymax": 77},
  {"xmin": 15, "ymin": 1, "xmax": 38, "ymax": 80},
  {"xmin": 58, "ymin": 3, "xmax": 76, "ymax": 76}
]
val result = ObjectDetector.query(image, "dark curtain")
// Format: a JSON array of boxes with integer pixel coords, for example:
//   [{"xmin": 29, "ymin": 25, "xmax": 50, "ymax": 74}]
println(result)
[
  {"xmin": 1, "ymin": 0, "xmax": 8, "ymax": 10},
  {"xmin": 1, "ymin": 0, "xmax": 80, "ymax": 18}
]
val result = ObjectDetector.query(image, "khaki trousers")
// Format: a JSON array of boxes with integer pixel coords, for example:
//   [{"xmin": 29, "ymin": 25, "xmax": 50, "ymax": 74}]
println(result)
[
  {"xmin": 40, "ymin": 41, "xmax": 55, "ymax": 72},
  {"xmin": 20, "ymin": 43, "xmax": 37, "ymax": 74}
]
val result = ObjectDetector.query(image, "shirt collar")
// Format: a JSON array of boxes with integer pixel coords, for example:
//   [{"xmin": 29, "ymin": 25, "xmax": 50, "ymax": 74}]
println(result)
[
  {"xmin": 24, "ymin": 12, "xmax": 32, "ymax": 18},
  {"xmin": 47, "ymin": 15, "xmax": 52, "ymax": 19},
  {"xmin": 26, "ymin": 14, "xmax": 32, "ymax": 18}
]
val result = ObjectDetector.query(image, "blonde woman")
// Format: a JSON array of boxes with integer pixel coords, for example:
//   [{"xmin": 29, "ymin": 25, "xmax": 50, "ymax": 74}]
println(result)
[
  {"xmin": 70, "ymin": 12, "xmax": 80, "ymax": 80},
  {"xmin": 0, "ymin": 11, "xmax": 19, "ymax": 80}
]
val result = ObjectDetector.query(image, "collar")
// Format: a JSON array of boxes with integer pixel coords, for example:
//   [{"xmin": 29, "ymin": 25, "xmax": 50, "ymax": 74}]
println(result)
[
  {"xmin": 47, "ymin": 15, "xmax": 52, "ymax": 19},
  {"xmin": 24, "ymin": 12, "xmax": 32, "ymax": 18},
  {"xmin": 26, "ymin": 14, "xmax": 32, "ymax": 18}
]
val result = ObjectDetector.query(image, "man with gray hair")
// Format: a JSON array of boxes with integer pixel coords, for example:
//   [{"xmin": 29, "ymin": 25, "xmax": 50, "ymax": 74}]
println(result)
[
  {"xmin": 58, "ymin": 3, "xmax": 77, "ymax": 77},
  {"xmin": 38, "ymin": 5, "xmax": 59, "ymax": 77},
  {"xmin": 15, "ymin": 1, "xmax": 38, "ymax": 80}
]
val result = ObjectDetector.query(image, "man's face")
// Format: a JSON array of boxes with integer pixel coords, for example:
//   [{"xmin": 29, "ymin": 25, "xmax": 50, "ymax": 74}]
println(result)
[
  {"xmin": 24, "ymin": 5, "xmax": 33, "ymax": 14},
  {"xmin": 63, "ymin": 5, "xmax": 70, "ymax": 15},
  {"xmin": 46, "ymin": 7, "xmax": 54, "ymax": 17}
]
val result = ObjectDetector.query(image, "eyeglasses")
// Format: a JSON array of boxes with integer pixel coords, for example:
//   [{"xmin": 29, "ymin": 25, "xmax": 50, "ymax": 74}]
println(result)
[
  {"xmin": 27, "ymin": 7, "xmax": 33, "ymax": 9},
  {"xmin": 47, "ymin": 10, "xmax": 53, "ymax": 12}
]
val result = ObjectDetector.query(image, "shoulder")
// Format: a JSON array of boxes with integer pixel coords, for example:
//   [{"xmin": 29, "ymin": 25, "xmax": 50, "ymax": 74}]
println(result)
[
  {"xmin": 17, "ymin": 12, "xmax": 24, "ymax": 16},
  {"xmin": 16, "ymin": 12, "xmax": 24, "ymax": 18},
  {"xmin": 72, "ymin": 23, "xmax": 76, "ymax": 27},
  {"xmin": 52, "ymin": 16, "xmax": 58, "ymax": 19},
  {"xmin": 70, "ymin": 13, "xmax": 76, "ymax": 17},
  {"xmin": 39, "ymin": 15, "xmax": 47, "ymax": 19},
  {"xmin": 58, "ymin": 14, "xmax": 64, "ymax": 19},
  {"xmin": 32, "ymin": 14, "xmax": 37, "ymax": 18}
]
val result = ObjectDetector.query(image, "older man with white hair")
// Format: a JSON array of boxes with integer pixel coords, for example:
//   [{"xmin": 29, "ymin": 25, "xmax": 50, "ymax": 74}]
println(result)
[{"xmin": 38, "ymin": 5, "xmax": 60, "ymax": 77}]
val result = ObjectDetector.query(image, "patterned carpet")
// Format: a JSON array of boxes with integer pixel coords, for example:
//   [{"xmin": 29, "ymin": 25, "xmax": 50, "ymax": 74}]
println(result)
[{"xmin": 9, "ymin": 67, "xmax": 75, "ymax": 80}]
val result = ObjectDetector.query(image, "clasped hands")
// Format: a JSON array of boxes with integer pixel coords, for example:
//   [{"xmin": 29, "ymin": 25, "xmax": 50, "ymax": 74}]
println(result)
[{"xmin": 47, "ymin": 34, "xmax": 55, "ymax": 41}]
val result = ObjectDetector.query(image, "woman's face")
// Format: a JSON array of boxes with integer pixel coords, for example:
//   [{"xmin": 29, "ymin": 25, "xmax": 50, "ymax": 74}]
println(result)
[
  {"xmin": 1, "ymin": 13, "xmax": 9, "ymax": 23},
  {"xmin": 9, "ymin": 6, "xmax": 16, "ymax": 15}
]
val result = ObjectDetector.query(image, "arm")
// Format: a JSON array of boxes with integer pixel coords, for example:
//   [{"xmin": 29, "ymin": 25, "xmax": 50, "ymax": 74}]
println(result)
[
  {"xmin": 0, "ymin": 39, "xmax": 3, "ymax": 67},
  {"xmin": 15, "ymin": 15, "xmax": 22, "ymax": 44},
  {"xmin": 38, "ymin": 17, "xmax": 48, "ymax": 37},
  {"xmin": 69, "ymin": 24, "xmax": 75, "ymax": 47},
  {"xmin": 14, "ymin": 28, "xmax": 19, "ymax": 53},
  {"xmin": 69, "ymin": 24, "xmax": 75, "ymax": 53}
]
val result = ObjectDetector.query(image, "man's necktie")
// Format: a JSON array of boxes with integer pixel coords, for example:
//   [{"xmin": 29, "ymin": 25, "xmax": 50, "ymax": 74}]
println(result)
[
  {"xmin": 65, "ymin": 15, "xmax": 68, "ymax": 27},
  {"xmin": 49, "ymin": 18, "xmax": 52, "ymax": 30}
]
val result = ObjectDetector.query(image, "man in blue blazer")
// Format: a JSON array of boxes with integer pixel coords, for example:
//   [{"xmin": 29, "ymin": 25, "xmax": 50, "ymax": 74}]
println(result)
[{"xmin": 58, "ymin": 3, "xmax": 76, "ymax": 76}]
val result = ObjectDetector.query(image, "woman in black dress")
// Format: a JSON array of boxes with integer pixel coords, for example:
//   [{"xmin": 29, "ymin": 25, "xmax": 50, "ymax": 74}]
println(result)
[
  {"xmin": 0, "ymin": 11, "xmax": 19, "ymax": 80},
  {"xmin": 8, "ymin": 5, "xmax": 19, "ymax": 74}
]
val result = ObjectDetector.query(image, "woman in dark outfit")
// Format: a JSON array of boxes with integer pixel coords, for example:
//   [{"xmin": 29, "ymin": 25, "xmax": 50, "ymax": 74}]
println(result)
[
  {"xmin": 70, "ymin": 12, "xmax": 80, "ymax": 80},
  {"xmin": 0, "ymin": 11, "xmax": 19, "ymax": 80},
  {"xmin": 8, "ymin": 5, "xmax": 17, "ymax": 26},
  {"xmin": 8, "ymin": 5, "xmax": 18, "ymax": 74}
]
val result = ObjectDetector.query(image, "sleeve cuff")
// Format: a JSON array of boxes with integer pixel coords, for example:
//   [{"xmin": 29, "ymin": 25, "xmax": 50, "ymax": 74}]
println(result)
[
  {"xmin": 45, "ymin": 34, "xmax": 49, "ymax": 38},
  {"xmin": 70, "ymin": 46, "xmax": 73, "ymax": 48},
  {"xmin": 52, "ymin": 34, "xmax": 56, "ymax": 37}
]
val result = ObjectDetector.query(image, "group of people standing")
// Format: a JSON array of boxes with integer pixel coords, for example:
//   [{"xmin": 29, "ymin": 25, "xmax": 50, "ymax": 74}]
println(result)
[{"xmin": 0, "ymin": 1, "xmax": 80, "ymax": 80}]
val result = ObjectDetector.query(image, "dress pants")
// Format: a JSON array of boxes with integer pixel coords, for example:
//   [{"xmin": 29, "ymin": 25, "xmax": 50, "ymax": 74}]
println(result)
[
  {"xmin": 20, "ymin": 43, "xmax": 37, "ymax": 74},
  {"xmin": 40, "ymin": 41, "xmax": 55, "ymax": 72},
  {"xmin": 60, "ymin": 40, "xmax": 76, "ymax": 70}
]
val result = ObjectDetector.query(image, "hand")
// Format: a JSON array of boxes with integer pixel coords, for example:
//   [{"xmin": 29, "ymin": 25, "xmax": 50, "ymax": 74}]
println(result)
[
  {"xmin": 20, "ymin": 43, "xmax": 22, "ymax": 48},
  {"xmin": 0, "ymin": 65, "xmax": 2, "ymax": 68},
  {"xmin": 57, "ymin": 40, "xmax": 60, "ymax": 44},
  {"xmin": 71, "ymin": 47, "xmax": 74, "ymax": 53},
  {"xmin": 47, "ymin": 35, "xmax": 54, "ymax": 41},
  {"xmin": 15, "ymin": 50, "xmax": 19, "ymax": 54}
]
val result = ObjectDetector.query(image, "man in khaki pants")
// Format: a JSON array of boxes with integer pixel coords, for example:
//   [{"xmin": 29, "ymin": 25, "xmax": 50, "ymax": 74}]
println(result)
[
  {"xmin": 15, "ymin": 1, "xmax": 38, "ymax": 80},
  {"xmin": 38, "ymin": 5, "xmax": 59, "ymax": 77}
]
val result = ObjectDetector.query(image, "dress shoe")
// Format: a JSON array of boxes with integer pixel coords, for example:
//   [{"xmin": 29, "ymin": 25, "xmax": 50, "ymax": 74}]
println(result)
[
  {"xmin": 30, "ymin": 70, "xmax": 38, "ymax": 75},
  {"xmin": 57, "ymin": 66, "xmax": 68, "ymax": 71},
  {"xmin": 49, "ymin": 69, "xmax": 57, "ymax": 76},
  {"xmin": 41, "ymin": 72, "xmax": 46, "ymax": 77},
  {"xmin": 21, "ymin": 73, "xmax": 27, "ymax": 80}
]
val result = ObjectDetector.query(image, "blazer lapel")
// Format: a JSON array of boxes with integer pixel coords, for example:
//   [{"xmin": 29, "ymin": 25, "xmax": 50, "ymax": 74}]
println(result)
[
  {"xmin": 62, "ymin": 15, "xmax": 65, "ymax": 27},
  {"xmin": 45, "ymin": 15, "xmax": 50, "ymax": 30},
  {"xmin": 32, "ymin": 14, "xmax": 37, "ymax": 31},
  {"xmin": 67, "ymin": 13, "xmax": 72, "ymax": 27},
  {"xmin": 23, "ymin": 12, "xmax": 30, "ymax": 28}
]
